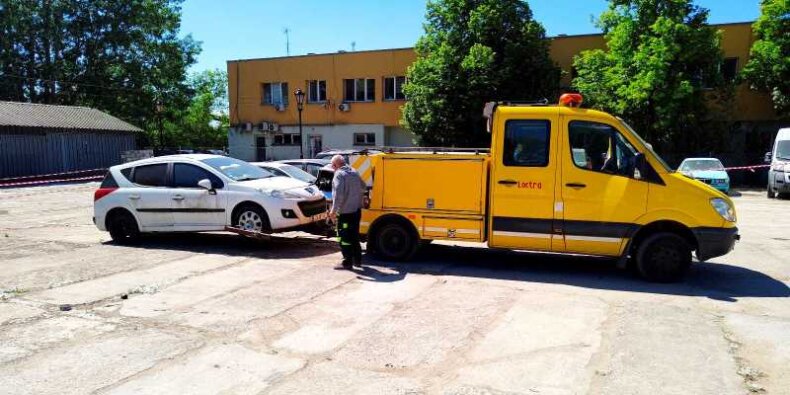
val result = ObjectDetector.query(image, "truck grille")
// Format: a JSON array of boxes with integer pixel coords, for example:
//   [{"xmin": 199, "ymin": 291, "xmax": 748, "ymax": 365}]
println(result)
[{"xmin": 298, "ymin": 198, "xmax": 327, "ymax": 217}]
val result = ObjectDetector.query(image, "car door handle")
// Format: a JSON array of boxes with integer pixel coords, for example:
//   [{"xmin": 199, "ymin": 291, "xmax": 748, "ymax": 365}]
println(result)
[
  {"xmin": 498, "ymin": 179, "xmax": 518, "ymax": 185},
  {"xmin": 565, "ymin": 183, "xmax": 587, "ymax": 188},
  {"xmin": 128, "ymin": 194, "xmax": 140, "ymax": 200},
  {"xmin": 172, "ymin": 195, "xmax": 184, "ymax": 201}
]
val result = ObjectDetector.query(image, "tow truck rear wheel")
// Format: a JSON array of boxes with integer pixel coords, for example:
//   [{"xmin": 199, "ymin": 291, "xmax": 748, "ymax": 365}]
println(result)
[
  {"xmin": 371, "ymin": 222, "xmax": 418, "ymax": 261},
  {"xmin": 635, "ymin": 232, "xmax": 691, "ymax": 283}
]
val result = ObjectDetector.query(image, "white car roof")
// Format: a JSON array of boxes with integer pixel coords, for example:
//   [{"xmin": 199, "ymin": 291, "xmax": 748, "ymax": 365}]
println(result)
[
  {"xmin": 250, "ymin": 162, "xmax": 290, "ymax": 169},
  {"xmin": 113, "ymin": 154, "xmax": 224, "ymax": 168}
]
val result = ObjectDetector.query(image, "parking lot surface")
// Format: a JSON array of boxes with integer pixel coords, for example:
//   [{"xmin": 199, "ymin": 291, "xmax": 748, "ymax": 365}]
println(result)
[{"xmin": 0, "ymin": 183, "xmax": 788, "ymax": 394}]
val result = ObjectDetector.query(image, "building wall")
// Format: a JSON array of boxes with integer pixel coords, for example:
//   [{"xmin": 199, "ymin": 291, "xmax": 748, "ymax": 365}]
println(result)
[
  {"xmin": 229, "ymin": 124, "xmax": 387, "ymax": 161},
  {"xmin": 228, "ymin": 48, "xmax": 417, "ymax": 128},
  {"xmin": 0, "ymin": 127, "xmax": 137, "ymax": 178}
]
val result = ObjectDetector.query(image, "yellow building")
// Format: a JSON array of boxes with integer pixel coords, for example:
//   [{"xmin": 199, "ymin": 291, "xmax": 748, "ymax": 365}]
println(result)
[{"xmin": 228, "ymin": 21, "xmax": 776, "ymax": 161}]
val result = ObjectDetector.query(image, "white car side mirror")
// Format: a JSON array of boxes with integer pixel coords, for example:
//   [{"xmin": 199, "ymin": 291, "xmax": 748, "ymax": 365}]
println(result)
[{"xmin": 197, "ymin": 179, "xmax": 213, "ymax": 191}]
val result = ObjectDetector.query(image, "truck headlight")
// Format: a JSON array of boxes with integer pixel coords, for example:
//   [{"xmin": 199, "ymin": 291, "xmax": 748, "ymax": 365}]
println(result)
[{"xmin": 710, "ymin": 198, "xmax": 736, "ymax": 222}]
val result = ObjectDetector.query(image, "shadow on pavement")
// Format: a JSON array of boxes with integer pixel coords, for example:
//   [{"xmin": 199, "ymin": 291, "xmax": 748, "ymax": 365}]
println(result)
[
  {"xmin": 103, "ymin": 232, "xmax": 338, "ymax": 259},
  {"xmin": 364, "ymin": 243, "xmax": 789, "ymax": 302}
]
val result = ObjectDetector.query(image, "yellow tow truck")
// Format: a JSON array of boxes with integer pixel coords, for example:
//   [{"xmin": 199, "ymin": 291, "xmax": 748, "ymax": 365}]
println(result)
[{"xmin": 360, "ymin": 94, "xmax": 739, "ymax": 282}]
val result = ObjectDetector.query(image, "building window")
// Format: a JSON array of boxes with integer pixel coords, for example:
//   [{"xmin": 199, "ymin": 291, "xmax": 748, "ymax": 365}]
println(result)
[
  {"xmin": 354, "ymin": 133, "xmax": 376, "ymax": 146},
  {"xmin": 343, "ymin": 78, "xmax": 375, "ymax": 102},
  {"xmin": 722, "ymin": 57, "xmax": 738, "ymax": 82},
  {"xmin": 262, "ymin": 82, "xmax": 289, "ymax": 106},
  {"xmin": 308, "ymin": 80, "xmax": 327, "ymax": 103},
  {"xmin": 273, "ymin": 134, "xmax": 302, "ymax": 146},
  {"xmin": 383, "ymin": 76, "xmax": 406, "ymax": 100}
]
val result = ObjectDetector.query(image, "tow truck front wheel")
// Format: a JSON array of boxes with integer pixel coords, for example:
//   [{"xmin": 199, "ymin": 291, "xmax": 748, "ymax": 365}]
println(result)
[
  {"xmin": 371, "ymin": 222, "xmax": 418, "ymax": 261},
  {"xmin": 635, "ymin": 232, "xmax": 691, "ymax": 283}
]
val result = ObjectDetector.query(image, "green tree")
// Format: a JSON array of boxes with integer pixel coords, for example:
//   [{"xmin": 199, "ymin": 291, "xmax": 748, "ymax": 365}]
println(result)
[
  {"xmin": 402, "ymin": 0, "xmax": 560, "ymax": 147},
  {"xmin": 572, "ymin": 0, "xmax": 729, "ymax": 154},
  {"xmin": 170, "ymin": 69, "xmax": 229, "ymax": 149},
  {"xmin": 0, "ymin": 0, "xmax": 200, "ymax": 144},
  {"xmin": 742, "ymin": 0, "xmax": 790, "ymax": 118}
]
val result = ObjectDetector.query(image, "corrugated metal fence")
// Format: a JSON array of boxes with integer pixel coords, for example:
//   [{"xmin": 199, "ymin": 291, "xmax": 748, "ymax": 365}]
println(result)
[{"xmin": 0, "ymin": 126, "xmax": 136, "ymax": 178}]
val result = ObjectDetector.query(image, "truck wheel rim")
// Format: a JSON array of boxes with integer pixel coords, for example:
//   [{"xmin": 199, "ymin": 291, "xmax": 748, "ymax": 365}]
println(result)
[
  {"xmin": 381, "ymin": 227, "xmax": 407, "ymax": 255},
  {"xmin": 239, "ymin": 211, "xmax": 263, "ymax": 231}
]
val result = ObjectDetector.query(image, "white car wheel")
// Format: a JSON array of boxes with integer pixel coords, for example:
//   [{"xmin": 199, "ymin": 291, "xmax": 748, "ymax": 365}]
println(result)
[{"xmin": 238, "ymin": 210, "xmax": 264, "ymax": 231}]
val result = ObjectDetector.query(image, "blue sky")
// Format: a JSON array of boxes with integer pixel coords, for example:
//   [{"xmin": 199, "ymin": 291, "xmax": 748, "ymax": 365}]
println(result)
[{"xmin": 180, "ymin": 0, "xmax": 760, "ymax": 72}]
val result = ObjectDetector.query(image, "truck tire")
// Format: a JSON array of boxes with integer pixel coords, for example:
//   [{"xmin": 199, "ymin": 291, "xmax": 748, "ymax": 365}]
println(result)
[
  {"xmin": 767, "ymin": 185, "xmax": 776, "ymax": 199},
  {"xmin": 107, "ymin": 210, "xmax": 140, "ymax": 244},
  {"xmin": 635, "ymin": 232, "xmax": 691, "ymax": 283},
  {"xmin": 372, "ymin": 222, "xmax": 418, "ymax": 261}
]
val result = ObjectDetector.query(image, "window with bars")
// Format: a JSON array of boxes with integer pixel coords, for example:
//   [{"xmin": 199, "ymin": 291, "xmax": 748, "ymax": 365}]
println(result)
[
  {"xmin": 273, "ymin": 134, "xmax": 302, "ymax": 146},
  {"xmin": 343, "ymin": 78, "xmax": 375, "ymax": 102},
  {"xmin": 383, "ymin": 76, "xmax": 406, "ymax": 100},
  {"xmin": 353, "ymin": 133, "xmax": 376, "ymax": 146}
]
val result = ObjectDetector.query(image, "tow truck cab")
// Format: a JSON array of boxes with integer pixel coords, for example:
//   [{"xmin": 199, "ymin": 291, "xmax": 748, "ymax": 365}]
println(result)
[{"xmin": 360, "ymin": 95, "xmax": 739, "ymax": 282}]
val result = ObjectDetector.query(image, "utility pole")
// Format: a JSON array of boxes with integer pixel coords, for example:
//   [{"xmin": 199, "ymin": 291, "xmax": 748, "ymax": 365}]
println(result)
[{"xmin": 284, "ymin": 28, "xmax": 290, "ymax": 56}]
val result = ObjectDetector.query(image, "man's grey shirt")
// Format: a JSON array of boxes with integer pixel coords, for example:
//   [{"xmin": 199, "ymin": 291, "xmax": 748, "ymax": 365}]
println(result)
[{"xmin": 331, "ymin": 165, "xmax": 366, "ymax": 214}]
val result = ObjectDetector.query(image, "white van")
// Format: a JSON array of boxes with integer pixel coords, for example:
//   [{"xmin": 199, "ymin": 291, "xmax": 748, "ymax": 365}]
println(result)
[{"xmin": 766, "ymin": 128, "xmax": 790, "ymax": 198}]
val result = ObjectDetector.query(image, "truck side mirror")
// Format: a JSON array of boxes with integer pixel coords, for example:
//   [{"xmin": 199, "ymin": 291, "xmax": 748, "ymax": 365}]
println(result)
[
  {"xmin": 633, "ymin": 153, "xmax": 646, "ymax": 180},
  {"xmin": 765, "ymin": 151, "xmax": 772, "ymax": 163}
]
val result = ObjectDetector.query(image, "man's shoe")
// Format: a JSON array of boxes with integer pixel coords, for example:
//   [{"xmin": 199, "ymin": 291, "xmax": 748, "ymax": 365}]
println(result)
[
  {"xmin": 333, "ymin": 260, "xmax": 353, "ymax": 270},
  {"xmin": 352, "ymin": 257, "xmax": 362, "ymax": 267}
]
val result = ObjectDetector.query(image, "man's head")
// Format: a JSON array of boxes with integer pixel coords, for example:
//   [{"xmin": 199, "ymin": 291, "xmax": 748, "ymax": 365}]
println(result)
[{"xmin": 331, "ymin": 155, "xmax": 346, "ymax": 170}]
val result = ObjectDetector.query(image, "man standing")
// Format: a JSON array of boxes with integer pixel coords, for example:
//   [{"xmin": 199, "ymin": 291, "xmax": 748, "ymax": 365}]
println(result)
[{"xmin": 330, "ymin": 155, "xmax": 366, "ymax": 270}]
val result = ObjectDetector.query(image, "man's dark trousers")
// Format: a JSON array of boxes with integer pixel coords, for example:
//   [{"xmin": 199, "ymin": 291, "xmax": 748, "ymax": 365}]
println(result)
[{"xmin": 337, "ymin": 210, "xmax": 362, "ymax": 265}]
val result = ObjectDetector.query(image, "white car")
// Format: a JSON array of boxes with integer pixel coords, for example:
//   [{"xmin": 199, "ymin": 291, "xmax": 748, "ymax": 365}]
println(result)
[{"xmin": 93, "ymin": 154, "xmax": 327, "ymax": 242}]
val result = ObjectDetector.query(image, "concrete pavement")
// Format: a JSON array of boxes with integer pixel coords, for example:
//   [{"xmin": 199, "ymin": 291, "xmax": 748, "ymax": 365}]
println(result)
[{"xmin": 0, "ymin": 183, "xmax": 787, "ymax": 394}]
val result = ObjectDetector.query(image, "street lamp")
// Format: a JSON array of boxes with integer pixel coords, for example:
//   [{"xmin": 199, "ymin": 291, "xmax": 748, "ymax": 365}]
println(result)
[{"xmin": 294, "ymin": 88, "xmax": 305, "ymax": 159}]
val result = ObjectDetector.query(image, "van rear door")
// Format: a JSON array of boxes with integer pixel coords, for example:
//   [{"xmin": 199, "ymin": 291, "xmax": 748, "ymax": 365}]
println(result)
[{"xmin": 488, "ymin": 109, "xmax": 561, "ymax": 251}]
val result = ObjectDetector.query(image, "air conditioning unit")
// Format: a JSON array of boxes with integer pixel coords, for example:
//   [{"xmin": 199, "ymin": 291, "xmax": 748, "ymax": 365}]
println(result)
[
  {"xmin": 338, "ymin": 103, "xmax": 351, "ymax": 112},
  {"xmin": 259, "ymin": 122, "xmax": 269, "ymax": 131},
  {"xmin": 275, "ymin": 104, "xmax": 286, "ymax": 112},
  {"xmin": 268, "ymin": 123, "xmax": 279, "ymax": 132},
  {"xmin": 244, "ymin": 122, "xmax": 252, "ymax": 132}
]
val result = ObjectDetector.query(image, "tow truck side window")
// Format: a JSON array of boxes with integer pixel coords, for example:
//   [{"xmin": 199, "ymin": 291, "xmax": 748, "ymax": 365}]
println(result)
[
  {"xmin": 569, "ymin": 121, "xmax": 637, "ymax": 177},
  {"xmin": 503, "ymin": 120, "xmax": 550, "ymax": 167}
]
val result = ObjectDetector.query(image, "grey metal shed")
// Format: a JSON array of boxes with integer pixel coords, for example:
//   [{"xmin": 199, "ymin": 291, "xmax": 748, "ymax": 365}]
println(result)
[{"xmin": 0, "ymin": 101, "xmax": 141, "ymax": 178}]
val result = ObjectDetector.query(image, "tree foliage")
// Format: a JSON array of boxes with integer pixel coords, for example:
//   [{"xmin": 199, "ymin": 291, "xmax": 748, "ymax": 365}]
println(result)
[
  {"xmin": 402, "ymin": 0, "xmax": 560, "ymax": 147},
  {"xmin": 742, "ymin": 0, "xmax": 790, "ymax": 118},
  {"xmin": 572, "ymin": 0, "xmax": 730, "ymax": 153},
  {"xmin": 171, "ymin": 69, "xmax": 229, "ymax": 148},
  {"xmin": 0, "ymin": 0, "xmax": 200, "ymax": 144}
]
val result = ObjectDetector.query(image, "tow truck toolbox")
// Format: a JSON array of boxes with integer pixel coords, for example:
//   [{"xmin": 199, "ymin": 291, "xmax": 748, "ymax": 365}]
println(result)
[{"xmin": 361, "ymin": 94, "xmax": 739, "ymax": 282}]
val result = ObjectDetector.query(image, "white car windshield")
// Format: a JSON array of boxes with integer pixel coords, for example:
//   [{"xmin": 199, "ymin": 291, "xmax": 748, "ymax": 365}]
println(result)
[
  {"xmin": 680, "ymin": 160, "xmax": 725, "ymax": 172},
  {"xmin": 278, "ymin": 164, "xmax": 317, "ymax": 183},
  {"xmin": 201, "ymin": 157, "xmax": 274, "ymax": 181}
]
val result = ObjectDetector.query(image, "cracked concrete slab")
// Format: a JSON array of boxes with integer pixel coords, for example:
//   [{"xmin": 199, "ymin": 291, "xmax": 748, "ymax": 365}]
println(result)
[
  {"xmin": 0, "ymin": 328, "xmax": 201, "ymax": 395},
  {"xmin": 104, "ymin": 344, "xmax": 303, "ymax": 395}
]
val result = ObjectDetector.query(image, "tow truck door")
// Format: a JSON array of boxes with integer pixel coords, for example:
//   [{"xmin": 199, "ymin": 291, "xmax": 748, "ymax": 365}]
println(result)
[
  {"xmin": 488, "ymin": 108, "xmax": 561, "ymax": 251},
  {"xmin": 558, "ymin": 115, "xmax": 647, "ymax": 256}
]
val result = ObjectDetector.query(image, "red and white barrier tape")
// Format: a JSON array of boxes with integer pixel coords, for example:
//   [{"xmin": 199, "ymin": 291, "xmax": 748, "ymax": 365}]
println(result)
[
  {"xmin": 724, "ymin": 164, "xmax": 771, "ymax": 172},
  {"xmin": 0, "ymin": 175, "xmax": 104, "ymax": 187},
  {"xmin": 0, "ymin": 168, "xmax": 105, "ymax": 182}
]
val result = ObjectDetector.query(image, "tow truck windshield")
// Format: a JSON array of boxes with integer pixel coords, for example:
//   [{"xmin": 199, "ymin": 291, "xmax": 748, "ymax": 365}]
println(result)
[{"xmin": 617, "ymin": 117, "xmax": 672, "ymax": 172}]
